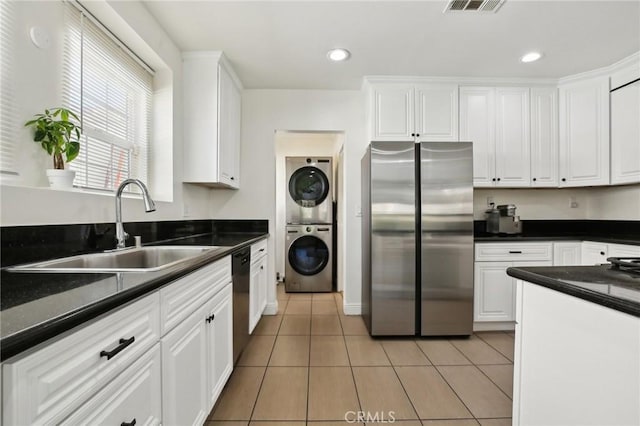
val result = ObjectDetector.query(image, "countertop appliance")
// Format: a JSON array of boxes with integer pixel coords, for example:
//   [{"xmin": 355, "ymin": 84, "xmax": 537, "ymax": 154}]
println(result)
[
  {"xmin": 286, "ymin": 157, "xmax": 333, "ymax": 224},
  {"xmin": 361, "ymin": 141, "xmax": 473, "ymax": 336},
  {"xmin": 485, "ymin": 203, "xmax": 522, "ymax": 234},
  {"xmin": 232, "ymin": 247, "xmax": 251, "ymax": 363},
  {"xmin": 285, "ymin": 224, "xmax": 332, "ymax": 292}
]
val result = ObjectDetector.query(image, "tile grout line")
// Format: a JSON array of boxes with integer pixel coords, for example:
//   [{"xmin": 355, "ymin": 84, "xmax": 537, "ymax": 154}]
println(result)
[
  {"xmin": 382, "ymin": 345, "xmax": 421, "ymax": 421},
  {"xmin": 431, "ymin": 363, "xmax": 479, "ymax": 422},
  {"xmin": 474, "ymin": 333, "xmax": 515, "ymax": 363},
  {"xmin": 247, "ymin": 314, "xmax": 281, "ymax": 423}
]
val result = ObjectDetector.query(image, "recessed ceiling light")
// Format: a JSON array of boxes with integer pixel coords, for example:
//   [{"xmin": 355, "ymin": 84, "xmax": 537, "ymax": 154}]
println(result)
[
  {"xmin": 521, "ymin": 52, "xmax": 542, "ymax": 63},
  {"xmin": 327, "ymin": 48, "xmax": 350, "ymax": 62}
]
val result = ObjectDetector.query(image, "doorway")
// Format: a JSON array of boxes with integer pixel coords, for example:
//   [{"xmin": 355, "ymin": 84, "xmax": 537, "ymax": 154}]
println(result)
[{"xmin": 274, "ymin": 130, "xmax": 345, "ymax": 292}]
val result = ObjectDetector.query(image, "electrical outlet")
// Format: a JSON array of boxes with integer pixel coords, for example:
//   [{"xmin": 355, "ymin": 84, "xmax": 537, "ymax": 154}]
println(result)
[
  {"xmin": 569, "ymin": 197, "xmax": 578, "ymax": 208},
  {"xmin": 487, "ymin": 196, "xmax": 494, "ymax": 207},
  {"xmin": 183, "ymin": 203, "xmax": 191, "ymax": 217}
]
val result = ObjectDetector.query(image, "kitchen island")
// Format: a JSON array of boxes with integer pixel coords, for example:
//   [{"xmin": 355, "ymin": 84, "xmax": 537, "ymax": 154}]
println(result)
[{"xmin": 507, "ymin": 264, "xmax": 640, "ymax": 426}]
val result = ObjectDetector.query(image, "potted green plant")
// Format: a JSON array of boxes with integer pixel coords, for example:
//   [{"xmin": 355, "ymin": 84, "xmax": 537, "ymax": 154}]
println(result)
[{"xmin": 24, "ymin": 107, "xmax": 81, "ymax": 188}]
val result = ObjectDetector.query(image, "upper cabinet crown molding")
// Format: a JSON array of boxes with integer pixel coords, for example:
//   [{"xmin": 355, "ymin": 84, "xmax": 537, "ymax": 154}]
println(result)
[{"xmin": 183, "ymin": 51, "xmax": 242, "ymax": 188}]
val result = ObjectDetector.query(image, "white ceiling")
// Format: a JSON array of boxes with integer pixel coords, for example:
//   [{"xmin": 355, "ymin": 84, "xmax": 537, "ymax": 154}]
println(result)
[{"xmin": 142, "ymin": 0, "xmax": 640, "ymax": 90}]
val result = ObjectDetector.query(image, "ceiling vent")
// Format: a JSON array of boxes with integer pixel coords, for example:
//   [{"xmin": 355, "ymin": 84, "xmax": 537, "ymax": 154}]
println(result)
[{"xmin": 444, "ymin": 0, "xmax": 506, "ymax": 13}]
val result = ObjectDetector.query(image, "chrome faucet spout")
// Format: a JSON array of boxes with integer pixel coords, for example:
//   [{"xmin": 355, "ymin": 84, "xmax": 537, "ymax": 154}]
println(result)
[{"xmin": 115, "ymin": 179, "xmax": 156, "ymax": 249}]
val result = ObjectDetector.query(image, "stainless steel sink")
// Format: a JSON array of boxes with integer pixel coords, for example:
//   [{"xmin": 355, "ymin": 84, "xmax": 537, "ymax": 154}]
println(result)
[{"xmin": 7, "ymin": 246, "xmax": 226, "ymax": 273}]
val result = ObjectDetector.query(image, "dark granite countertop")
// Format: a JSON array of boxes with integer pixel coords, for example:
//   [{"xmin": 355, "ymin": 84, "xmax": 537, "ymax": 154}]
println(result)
[
  {"xmin": 473, "ymin": 219, "xmax": 640, "ymax": 245},
  {"xmin": 0, "ymin": 231, "xmax": 268, "ymax": 361},
  {"xmin": 507, "ymin": 265, "xmax": 640, "ymax": 317},
  {"xmin": 475, "ymin": 235, "xmax": 640, "ymax": 245}
]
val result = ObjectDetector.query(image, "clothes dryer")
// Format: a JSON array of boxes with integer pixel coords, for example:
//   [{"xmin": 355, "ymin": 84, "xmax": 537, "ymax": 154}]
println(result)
[{"xmin": 286, "ymin": 157, "xmax": 332, "ymax": 224}]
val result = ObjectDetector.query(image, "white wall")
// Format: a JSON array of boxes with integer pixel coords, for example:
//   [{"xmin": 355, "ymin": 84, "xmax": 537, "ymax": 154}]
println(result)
[
  {"xmin": 273, "ymin": 131, "xmax": 342, "ymax": 284},
  {"xmin": 210, "ymin": 90, "xmax": 366, "ymax": 314},
  {"xmin": 474, "ymin": 188, "xmax": 590, "ymax": 220},
  {"xmin": 0, "ymin": 0, "xmax": 213, "ymax": 226},
  {"xmin": 474, "ymin": 185, "xmax": 640, "ymax": 221},
  {"xmin": 586, "ymin": 184, "xmax": 640, "ymax": 220}
]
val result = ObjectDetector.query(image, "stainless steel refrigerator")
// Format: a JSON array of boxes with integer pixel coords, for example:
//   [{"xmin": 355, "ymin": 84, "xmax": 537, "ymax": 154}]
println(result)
[{"xmin": 361, "ymin": 141, "xmax": 473, "ymax": 336}]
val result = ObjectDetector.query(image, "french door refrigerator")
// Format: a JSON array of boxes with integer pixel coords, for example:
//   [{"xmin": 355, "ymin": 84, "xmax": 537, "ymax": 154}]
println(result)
[{"xmin": 361, "ymin": 141, "xmax": 473, "ymax": 336}]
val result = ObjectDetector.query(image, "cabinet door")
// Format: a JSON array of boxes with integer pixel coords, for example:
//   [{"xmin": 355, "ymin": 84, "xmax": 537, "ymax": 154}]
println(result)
[
  {"xmin": 559, "ymin": 77, "xmax": 610, "ymax": 187},
  {"xmin": 249, "ymin": 260, "xmax": 261, "ymax": 334},
  {"xmin": 581, "ymin": 242, "xmax": 608, "ymax": 265},
  {"xmin": 530, "ymin": 88, "xmax": 559, "ymax": 187},
  {"xmin": 495, "ymin": 87, "xmax": 531, "ymax": 187},
  {"xmin": 258, "ymin": 256, "xmax": 268, "ymax": 317},
  {"xmin": 611, "ymin": 80, "xmax": 640, "ymax": 184},
  {"xmin": 370, "ymin": 84, "xmax": 415, "ymax": 141},
  {"xmin": 553, "ymin": 242, "xmax": 582, "ymax": 266},
  {"xmin": 218, "ymin": 64, "xmax": 241, "ymax": 188},
  {"xmin": 608, "ymin": 243, "xmax": 640, "ymax": 258},
  {"xmin": 162, "ymin": 302, "xmax": 209, "ymax": 426},
  {"xmin": 474, "ymin": 262, "xmax": 514, "ymax": 322},
  {"xmin": 206, "ymin": 285, "xmax": 233, "ymax": 411},
  {"xmin": 415, "ymin": 84, "xmax": 458, "ymax": 141},
  {"xmin": 460, "ymin": 87, "xmax": 495, "ymax": 187},
  {"xmin": 60, "ymin": 345, "xmax": 162, "ymax": 426}
]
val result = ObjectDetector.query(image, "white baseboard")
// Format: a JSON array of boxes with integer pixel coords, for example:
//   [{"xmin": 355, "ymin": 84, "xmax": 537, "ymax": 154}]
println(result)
[
  {"xmin": 342, "ymin": 303, "xmax": 361, "ymax": 316},
  {"xmin": 473, "ymin": 321, "xmax": 515, "ymax": 332},
  {"xmin": 263, "ymin": 301, "xmax": 278, "ymax": 315}
]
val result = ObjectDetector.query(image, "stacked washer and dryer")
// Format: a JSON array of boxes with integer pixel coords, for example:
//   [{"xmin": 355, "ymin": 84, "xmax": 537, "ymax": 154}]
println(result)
[{"xmin": 284, "ymin": 157, "xmax": 333, "ymax": 292}]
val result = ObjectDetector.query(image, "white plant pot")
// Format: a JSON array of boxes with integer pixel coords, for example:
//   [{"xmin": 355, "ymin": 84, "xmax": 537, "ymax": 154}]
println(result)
[{"xmin": 46, "ymin": 169, "xmax": 76, "ymax": 189}]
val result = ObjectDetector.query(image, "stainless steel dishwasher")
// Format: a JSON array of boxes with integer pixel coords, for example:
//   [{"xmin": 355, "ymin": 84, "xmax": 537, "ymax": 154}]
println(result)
[{"xmin": 232, "ymin": 248, "xmax": 251, "ymax": 364}]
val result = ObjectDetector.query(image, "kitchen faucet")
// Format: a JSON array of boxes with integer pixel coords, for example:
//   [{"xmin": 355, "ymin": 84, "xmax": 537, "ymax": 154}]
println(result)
[{"xmin": 115, "ymin": 179, "xmax": 156, "ymax": 249}]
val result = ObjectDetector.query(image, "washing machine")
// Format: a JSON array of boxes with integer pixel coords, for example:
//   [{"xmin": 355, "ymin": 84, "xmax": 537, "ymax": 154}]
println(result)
[
  {"xmin": 286, "ymin": 157, "xmax": 332, "ymax": 224},
  {"xmin": 285, "ymin": 224, "xmax": 332, "ymax": 292}
]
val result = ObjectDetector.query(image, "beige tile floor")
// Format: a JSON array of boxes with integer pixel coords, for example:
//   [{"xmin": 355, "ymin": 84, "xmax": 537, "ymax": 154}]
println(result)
[{"xmin": 207, "ymin": 284, "xmax": 514, "ymax": 426}]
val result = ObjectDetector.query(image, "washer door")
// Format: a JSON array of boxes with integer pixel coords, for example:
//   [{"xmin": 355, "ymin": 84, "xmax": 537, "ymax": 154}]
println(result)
[
  {"xmin": 288, "ymin": 235, "xmax": 329, "ymax": 276},
  {"xmin": 288, "ymin": 166, "xmax": 330, "ymax": 207}
]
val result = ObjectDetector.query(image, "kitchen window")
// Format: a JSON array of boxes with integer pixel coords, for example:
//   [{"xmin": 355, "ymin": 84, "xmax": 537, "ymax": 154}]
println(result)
[
  {"xmin": 0, "ymin": 0, "xmax": 18, "ymax": 177},
  {"xmin": 63, "ymin": 1, "xmax": 153, "ymax": 193}
]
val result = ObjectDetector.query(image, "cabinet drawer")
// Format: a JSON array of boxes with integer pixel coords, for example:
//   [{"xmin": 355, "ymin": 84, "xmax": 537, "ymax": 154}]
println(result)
[
  {"xmin": 60, "ymin": 344, "xmax": 162, "ymax": 426},
  {"xmin": 2, "ymin": 293, "xmax": 160, "ymax": 426},
  {"xmin": 160, "ymin": 257, "xmax": 231, "ymax": 335},
  {"xmin": 251, "ymin": 239, "xmax": 268, "ymax": 261},
  {"xmin": 475, "ymin": 242, "xmax": 553, "ymax": 262}
]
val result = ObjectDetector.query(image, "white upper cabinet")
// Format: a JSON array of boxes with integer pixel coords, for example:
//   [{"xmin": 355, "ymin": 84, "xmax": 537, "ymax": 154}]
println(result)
[
  {"xmin": 415, "ymin": 84, "xmax": 459, "ymax": 141},
  {"xmin": 558, "ymin": 76, "xmax": 610, "ymax": 187},
  {"xmin": 369, "ymin": 81, "xmax": 458, "ymax": 142},
  {"xmin": 183, "ymin": 52, "xmax": 242, "ymax": 188},
  {"xmin": 460, "ymin": 87, "xmax": 495, "ymax": 187},
  {"xmin": 461, "ymin": 86, "xmax": 532, "ymax": 187},
  {"xmin": 530, "ymin": 88, "xmax": 559, "ymax": 187},
  {"xmin": 495, "ymin": 87, "xmax": 531, "ymax": 187},
  {"xmin": 610, "ymin": 64, "xmax": 640, "ymax": 185}
]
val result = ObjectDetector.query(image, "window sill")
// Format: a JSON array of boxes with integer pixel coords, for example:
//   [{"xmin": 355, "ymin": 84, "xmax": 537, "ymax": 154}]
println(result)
[{"xmin": 1, "ymin": 182, "xmax": 144, "ymax": 201}]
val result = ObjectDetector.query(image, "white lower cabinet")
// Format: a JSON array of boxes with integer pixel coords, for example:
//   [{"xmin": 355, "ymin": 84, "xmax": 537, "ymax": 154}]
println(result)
[
  {"xmin": 249, "ymin": 241, "xmax": 268, "ymax": 333},
  {"xmin": 161, "ymin": 300, "xmax": 210, "ymax": 426},
  {"xmin": 513, "ymin": 280, "xmax": 640, "ymax": 425},
  {"xmin": 474, "ymin": 242, "xmax": 552, "ymax": 330},
  {"xmin": 608, "ymin": 242, "xmax": 640, "ymax": 258},
  {"xmin": 2, "ymin": 293, "xmax": 161, "ymax": 426},
  {"xmin": 552, "ymin": 242, "xmax": 582, "ymax": 266},
  {"xmin": 2, "ymin": 255, "xmax": 237, "ymax": 426},
  {"xmin": 205, "ymin": 285, "xmax": 233, "ymax": 410},
  {"xmin": 581, "ymin": 241, "xmax": 608, "ymax": 265},
  {"xmin": 161, "ymin": 285, "xmax": 233, "ymax": 426},
  {"xmin": 60, "ymin": 344, "xmax": 162, "ymax": 426}
]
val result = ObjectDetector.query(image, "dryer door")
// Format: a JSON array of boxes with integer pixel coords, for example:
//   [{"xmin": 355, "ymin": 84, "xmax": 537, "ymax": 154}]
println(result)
[
  {"xmin": 288, "ymin": 235, "xmax": 329, "ymax": 276},
  {"xmin": 288, "ymin": 166, "xmax": 330, "ymax": 207}
]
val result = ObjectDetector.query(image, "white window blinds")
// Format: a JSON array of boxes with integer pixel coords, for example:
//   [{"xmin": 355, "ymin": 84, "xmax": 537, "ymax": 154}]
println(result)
[
  {"xmin": 63, "ymin": 2, "xmax": 153, "ymax": 192},
  {"xmin": 0, "ymin": 0, "xmax": 18, "ymax": 176}
]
